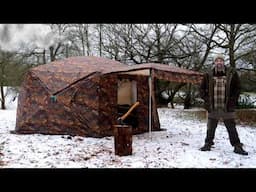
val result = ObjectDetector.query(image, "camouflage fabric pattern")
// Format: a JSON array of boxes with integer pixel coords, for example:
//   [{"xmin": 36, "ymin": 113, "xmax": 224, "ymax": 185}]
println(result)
[{"xmin": 15, "ymin": 56, "xmax": 203, "ymax": 137}]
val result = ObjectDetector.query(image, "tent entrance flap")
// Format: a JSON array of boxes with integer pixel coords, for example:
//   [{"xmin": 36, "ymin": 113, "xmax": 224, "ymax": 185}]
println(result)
[{"xmin": 117, "ymin": 78, "xmax": 138, "ymax": 128}]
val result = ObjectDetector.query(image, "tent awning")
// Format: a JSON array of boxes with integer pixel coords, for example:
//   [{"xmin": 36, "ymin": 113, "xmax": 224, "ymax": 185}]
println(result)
[{"xmin": 107, "ymin": 63, "xmax": 203, "ymax": 84}]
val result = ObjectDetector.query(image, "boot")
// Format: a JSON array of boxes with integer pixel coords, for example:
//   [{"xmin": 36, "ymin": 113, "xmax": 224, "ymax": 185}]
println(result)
[
  {"xmin": 234, "ymin": 144, "xmax": 248, "ymax": 155},
  {"xmin": 200, "ymin": 143, "xmax": 212, "ymax": 151}
]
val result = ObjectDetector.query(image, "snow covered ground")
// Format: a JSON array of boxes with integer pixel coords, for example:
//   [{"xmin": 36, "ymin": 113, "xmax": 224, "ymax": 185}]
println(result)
[{"xmin": 0, "ymin": 93, "xmax": 256, "ymax": 168}]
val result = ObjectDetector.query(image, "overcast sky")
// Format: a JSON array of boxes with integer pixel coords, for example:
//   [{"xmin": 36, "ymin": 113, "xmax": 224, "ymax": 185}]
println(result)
[
  {"xmin": 0, "ymin": 24, "xmax": 53, "ymax": 51},
  {"xmin": 0, "ymin": 24, "xmax": 226, "ymax": 63}
]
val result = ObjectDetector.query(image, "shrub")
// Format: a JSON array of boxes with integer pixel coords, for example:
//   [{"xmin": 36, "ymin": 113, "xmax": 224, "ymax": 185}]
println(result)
[{"xmin": 237, "ymin": 94, "xmax": 256, "ymax": 109}]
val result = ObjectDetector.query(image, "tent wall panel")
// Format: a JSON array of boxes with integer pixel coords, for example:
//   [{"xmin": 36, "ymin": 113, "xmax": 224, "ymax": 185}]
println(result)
[
  {"xmin": 15, "ymin": 74, "xmax": 101, "ymax": 137},
  {"xmin": 99, "ymin": 74, "xmax": 118, "ymax": 136}
]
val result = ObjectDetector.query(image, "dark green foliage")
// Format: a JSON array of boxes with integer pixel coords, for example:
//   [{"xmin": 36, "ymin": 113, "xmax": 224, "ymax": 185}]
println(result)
[
  {"xmin": 237, "ymin": 94, "xmax": 256, "ymax": 109},
  {"xmin": 240, "ymin": 71, "xmax": 256, "ymax": 92}
]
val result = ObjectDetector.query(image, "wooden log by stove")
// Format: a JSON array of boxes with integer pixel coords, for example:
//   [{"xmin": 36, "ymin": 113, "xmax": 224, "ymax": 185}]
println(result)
[{"xmin": 113, "ymin": 125, "xmax": 132, "ymax": 156}]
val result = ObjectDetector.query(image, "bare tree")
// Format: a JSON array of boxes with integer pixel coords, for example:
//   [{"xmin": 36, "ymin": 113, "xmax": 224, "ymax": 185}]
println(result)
[
  {"xmin": 101, "ymin": 24, "xmax": 183, "ymax": 64},
  {"xmin": 158, "ymin": 24, "xmax": 219, "ymax": 108},
  {"xmin": 98, "ymin": 24, "xmax": 103, "ymax": 56},
  {"xmin": 66, "ymin": 24, "xmax": 92, "ymax": 56},
  {"xmin": 209, "ymin": 24, "xmax": 256, "ymax": 68},
  {"xmin": 48, "ymin": 24, "xmax": 70, "ymax": 61},
  {"xmin": 93, "ymin": 24, "xmax": 104, "ymax": 57}
]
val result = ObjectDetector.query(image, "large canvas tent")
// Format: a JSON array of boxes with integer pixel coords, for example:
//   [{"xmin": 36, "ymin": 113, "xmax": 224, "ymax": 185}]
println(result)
[{"xmin": 15, "ymin": 56, "xmax": 203, "ymax": 137}]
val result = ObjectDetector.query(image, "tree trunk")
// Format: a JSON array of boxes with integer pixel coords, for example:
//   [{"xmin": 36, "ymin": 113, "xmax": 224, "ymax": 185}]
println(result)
[
  {"xmin": 166, "ymin": 83, "xmax": 186, "ymax": 108},
  {"xmin": 169, "ymin": 95, "xmax": 175, "ymax": 108},
  {"xmin": 99, "ymin": 24, "xmax": 102, "ymax": 57},
  {"xmin": 0, "ymin": 85, "xmax": 6, "ymax": 110},
  {"xmin": 167, "ymin": 92, "xmax": 178, "ymax": 109},
  {"xmin": 184, "ymin": 83, "xmax": 192, "ymax": 109},
  {"xmin": 65, "ymin": 44, "xmax": 69, "ymax": 58},
  {"xmin": 229, "ymin": 25, "xmax": 236, "ymax": 68},
  {"xmin": 49, "ymin": 46, "xmax": 55, "ymax": 61},
  {"xmin": 42, "ymin": 49, "xmax": 46, "ymax": 64},
  {"xmin": 81, "ymin": 36, "xmax": 85, "ymax": 56},
  {"xmin": 85, "ymin": 26, "xmax": 90, "ymax": 56}
]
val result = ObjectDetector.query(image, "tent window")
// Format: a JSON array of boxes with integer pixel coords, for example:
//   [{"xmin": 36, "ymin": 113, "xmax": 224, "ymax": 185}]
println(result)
[{"xmin": 117, "ymin": 79, "xmax": 137, "ymax": 105}]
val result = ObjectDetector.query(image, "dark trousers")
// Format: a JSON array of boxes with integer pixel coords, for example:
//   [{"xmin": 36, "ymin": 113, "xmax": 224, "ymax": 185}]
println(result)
[{"xmin": 205, "ymin": 118, "xmax": 241, "ymax": 146}]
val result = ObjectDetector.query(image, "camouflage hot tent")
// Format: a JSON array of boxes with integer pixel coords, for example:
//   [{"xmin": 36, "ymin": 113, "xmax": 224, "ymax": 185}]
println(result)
[{"xmin": 15, "ymin": 56, "xmax": 203, "ymax": 137}]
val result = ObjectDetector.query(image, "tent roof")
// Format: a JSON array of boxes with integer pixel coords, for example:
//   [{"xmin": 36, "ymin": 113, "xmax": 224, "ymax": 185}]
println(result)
[
  {"xmin": 30, "ymin": 56, "xmax": 203, "ymax": 94},
  {"xmin": 31, "ymin": 56, "xmax": 128, "ymax": 94}
]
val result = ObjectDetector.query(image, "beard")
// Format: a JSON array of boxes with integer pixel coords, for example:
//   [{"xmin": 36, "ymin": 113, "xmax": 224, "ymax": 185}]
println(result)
[{"xmin": 215, "ymin": 63, "xmax": 225, "ymax": 74}]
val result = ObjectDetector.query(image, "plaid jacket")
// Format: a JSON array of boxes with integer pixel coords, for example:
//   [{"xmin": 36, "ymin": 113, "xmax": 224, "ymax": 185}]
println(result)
[{"xmin": 200, "ymin": 66, "xmax": 241, "ymax": 112}]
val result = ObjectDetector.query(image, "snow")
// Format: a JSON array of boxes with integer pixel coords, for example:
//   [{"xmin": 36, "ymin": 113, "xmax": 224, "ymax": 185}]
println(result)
[{"xmin": 0, "ymin": 93, "xmax": 256, "ymax": 168}]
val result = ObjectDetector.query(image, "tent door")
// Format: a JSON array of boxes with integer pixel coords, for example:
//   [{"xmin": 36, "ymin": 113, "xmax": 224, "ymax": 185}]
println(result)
[{"xmin": 117, "ymin": 78, "xmax": 138, "ymax": 128}]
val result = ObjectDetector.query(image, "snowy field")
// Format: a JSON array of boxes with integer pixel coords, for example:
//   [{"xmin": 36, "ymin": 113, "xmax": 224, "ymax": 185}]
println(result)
[{"xmin": 0, "ymin": 93, "xmax": 256, "ymax": 168}]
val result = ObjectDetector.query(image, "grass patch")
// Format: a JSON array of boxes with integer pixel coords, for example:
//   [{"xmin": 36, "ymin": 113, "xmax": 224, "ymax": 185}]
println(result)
[
  {"xmin": 161, "ymin": 107, "xmax": 256, "ymax": 126},
  {"xmin": 236, "ymin": 109, "xmax": 256, "ymax": 126}
]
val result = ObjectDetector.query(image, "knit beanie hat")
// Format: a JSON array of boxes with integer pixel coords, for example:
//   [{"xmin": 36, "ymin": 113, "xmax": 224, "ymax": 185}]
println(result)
[{"xmin": 214, "ymin": 54, "xmax": 224, "ymax": 62}]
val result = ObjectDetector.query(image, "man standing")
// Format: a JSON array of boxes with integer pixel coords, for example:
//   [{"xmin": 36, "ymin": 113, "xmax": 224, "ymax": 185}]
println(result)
[{"xmin": 200, "ymin": 54, "xmax": 248, "ymax": 155}]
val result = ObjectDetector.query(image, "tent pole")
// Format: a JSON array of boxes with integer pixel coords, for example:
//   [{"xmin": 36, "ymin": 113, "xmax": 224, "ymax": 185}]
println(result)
[{"xmin": 148, "ymin": 69, "xmax": 152, "ymax": 140}]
